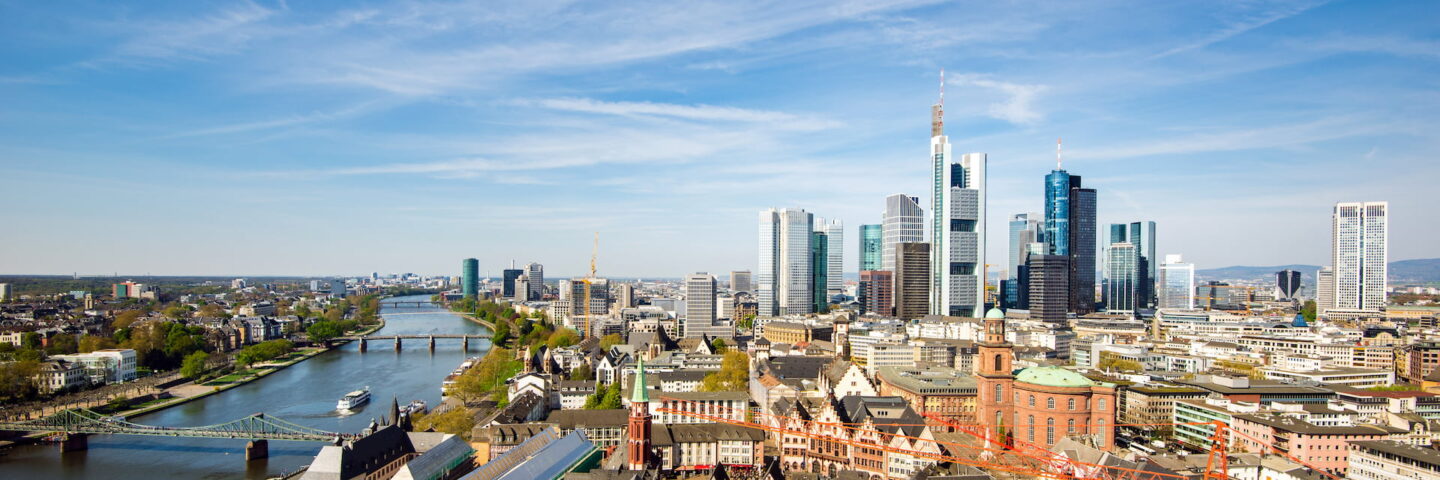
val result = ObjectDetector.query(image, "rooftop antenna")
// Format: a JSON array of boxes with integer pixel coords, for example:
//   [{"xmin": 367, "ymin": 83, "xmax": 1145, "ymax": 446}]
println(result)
[
  {"xmin": 939, "ymin": 67, "xmax": 945, "ymax": 107},
  {"xmin": 1056, "ymin": 137, "xmax": 1063, "ymax": 169},
  {"xmin": 931, "ymin": 68, "xmax": 945, "ymax": 137}
]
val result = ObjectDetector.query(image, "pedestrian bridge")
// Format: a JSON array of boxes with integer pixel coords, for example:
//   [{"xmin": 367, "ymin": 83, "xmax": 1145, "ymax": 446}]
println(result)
[{"xmin": 0, "ymin": 407, "xmax": 355, "ymax": 460}]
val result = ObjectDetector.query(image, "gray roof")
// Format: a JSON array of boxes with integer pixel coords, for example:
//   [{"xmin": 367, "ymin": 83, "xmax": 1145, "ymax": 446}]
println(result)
[{"xmin": 1351, "ymin": 440, "xmax": 1440, "ymax": 467}]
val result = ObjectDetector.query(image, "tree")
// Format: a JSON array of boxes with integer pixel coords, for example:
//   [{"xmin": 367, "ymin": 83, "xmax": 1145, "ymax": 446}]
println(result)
[
  {"xmin": 197, "ymin": 303, "xmax": 229, "ymax": 318},
  {"xmin": 547, "ymin": 328, "xmax": 580, "ymax": 349},
  {"xmin": 737, "ymin": 313, "xmax": 756, "ymax": 330},
  {"xmin": 413, "ymin": 408, "xmax": 476, "ymax": 440},
  {"xmin": 701, "ymin": 351, "xmax": 750, "ymax": 392},
  {"xmin": 569, "ymin": 364, "xmax": 594, "ymax": 381},
  {"xmin": 1301, "ymin": 300, "xmax": 1317, "ymax": 322},
  {"xmin": 293, "ymin": 303, "xmax": 312, "ymax": 319},
  {"xmin": 181, "ymin": 351, "xmax": 211, "ymax": 379},
  {"xmin": 0, "ymin": 359, "xmax": 40, "ymax": 403},
  {"xmin": 710, "ymin": 337, "xmax": 727, "ymax": 354},
  {"xmin": 112, "ymin": 310, "xmax": 144, "ymax": 329},
  {"xmin": 79, "ymin": 334, "xmax": 117, "ymax": 353},
  {"xmin": 162, "ymin": 303, "xmax": 190, "ymax": 319},
  {"xmin": 306, "ymin": 321, "xmax": 345, "ymax": 344},
  {"xmin": 598, "ymin": 380, "xmax": 623, "ymax": 409},
  {"xmin": 491, "ymin": 321, "xmax": 511, "ymax": 347},
  {"xmin": 45, "ymin": 334, "xmax": 79, "ymax": 355},
  {"xmin": 20, "ymin": 332, "xmax": 41, "ymax": 350},
  {"xmin": 599, "ymin": 333, "xmax": 624, "ymax": 352}
]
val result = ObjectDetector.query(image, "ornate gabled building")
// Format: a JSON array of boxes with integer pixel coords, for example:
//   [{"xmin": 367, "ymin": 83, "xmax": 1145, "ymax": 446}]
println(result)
[
  {"xmin": 769, "ymin": 395, "xmax": 941, "ymax": 479},
  {"xmin": 975, "ymin": 307, "xmax": 1117, "ymax": 450}
]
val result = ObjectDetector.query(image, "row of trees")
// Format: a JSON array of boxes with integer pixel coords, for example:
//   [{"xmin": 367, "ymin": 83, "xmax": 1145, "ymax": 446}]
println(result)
[
  {"xmin": 447, "ymin": 347, "xmax": 523, "ymax": 407},
  {"xmin": 235, "ymin": 339, "xmax": 295, "ymax": 367}
]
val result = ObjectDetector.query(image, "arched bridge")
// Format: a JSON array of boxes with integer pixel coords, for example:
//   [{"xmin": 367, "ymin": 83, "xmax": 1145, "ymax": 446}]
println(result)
[
  {"xmin": 0, "ymin": 408, "xmax": 355, "ymax": 459},
  {"xmin": 383, "ymin": 301, "xmax": 442, "ymax": 308},
  {"xmin": 337, "ymin": 334, "xmax": 491, "ymax": 352}
]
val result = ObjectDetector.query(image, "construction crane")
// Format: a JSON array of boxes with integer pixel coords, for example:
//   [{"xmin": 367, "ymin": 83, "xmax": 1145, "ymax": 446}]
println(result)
[
  {"xmin": 653, "ymin": 396, "xmax": 1344, "ymax": 480},
  {"xmin": 583, "ymin": 232, "xmax": 598, "ymax": 340}
]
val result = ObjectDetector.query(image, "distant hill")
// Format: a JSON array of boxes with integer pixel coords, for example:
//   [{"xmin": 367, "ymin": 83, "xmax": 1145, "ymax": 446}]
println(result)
[{"xmin": 1196, "ymin": 258, "xmax": 1440, "ymax": 284}]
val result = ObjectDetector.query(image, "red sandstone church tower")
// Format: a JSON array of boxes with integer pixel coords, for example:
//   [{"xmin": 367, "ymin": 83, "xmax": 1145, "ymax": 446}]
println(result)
[
  {"xmin": 975, "ymin": 307, "xmax": 1016, "ymax": 443},
  {"xmin": 627, "ymin": 358, "xmax": 652, "ymax": 470}
]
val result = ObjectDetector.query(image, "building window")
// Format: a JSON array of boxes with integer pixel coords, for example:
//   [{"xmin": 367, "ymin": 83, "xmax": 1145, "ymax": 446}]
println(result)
[
  {"xmin": 1046, "ymin": 418, "xmax": 1055, "ymax": 444},
  {"xmin": 1029, "ymin": 395, "xmax": 1035, "ymax": 407},
  {"xmin": 1047, "ymin": 397, "xmax": 1055, "ymax": 409},
  {"xmin": 1099, "ymin": 398, "xmax": 1107, "ymax": 411},
  {"xmin": 1068, "ymin": 419, "xmax": 1076, "ymax": 433},
  {"xmin": 1068, "ymin": 398, "xmax": 1076, "ymax": 410},
  {"xmin": 994, "ymin": 354, "xmax": 1003, "ymax": 371},
  {"xmin": 994, "ymin": 384, "xmax": 1003, "ymax": 401},
  {"xmin": 1028, "ymin": 415, "xmax": 1035, "ymax": 441}
]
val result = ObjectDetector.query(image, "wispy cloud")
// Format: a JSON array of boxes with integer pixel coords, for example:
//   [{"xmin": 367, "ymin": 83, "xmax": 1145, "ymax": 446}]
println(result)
[
  {"xmin": 1069, "ymin": 115, "xmax": 1399, "ymax": 160},
  {"xmin": 1150, "ymin": 1, "xmax": 1327, "ymax": 59},
  {"xmin": 96, "ymin": 1, "xmax": 277, "ymax": 65},
  {"xmin": 951, "ymin": 74, "xmax": 1048, "ymax": 125},
  {"xmin": 522, "ymin": 97, "xmax": 841, "ymax": 130},
  {"xmin": 160, "ymin": 102, "xmax": 380, "ymax": 139}
]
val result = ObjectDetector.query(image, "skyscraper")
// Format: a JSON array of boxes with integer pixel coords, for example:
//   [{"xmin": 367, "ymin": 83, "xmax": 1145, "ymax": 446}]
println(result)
[
  {"xmin": 758, "ymin": 208, "xmax": 815, "ymax": 316},
  {"xmin": 859, "ymin": 224, "xmax": 883, "ymax": 272},
  {"xmin": 615, "ymin": 283, "xmax": 635, "ymax": 309},
  {"xmin": 929, "ymin": 92, "xmax": 986, "ymax": 317},
  {"xmin": 502, "ymin": 266, "xmax": 523, "ymax": 299},
  {"xmin": 1127, "ymin": 221, "xmax": 1157, "ymax": 309},
  {"xmin": 811, "ymin": 230, "xmax": 828, "ymax": 312},
  {"xmin": 1005, "ymin": 213, "xmax": 1041, "ymax": 309},
  {"xmin": 730, "ymin": 270, "xmax": 752, "ymax": 293},
  {"xmin": 1105, "ymin": 222, "xmax": 1156, "ymax": 312},
  {"xmin": 858, "ymin": 270, "xmax": 894, "ymax": 316},
  {"xmin": 1331, "ymin": 201, "xmax": 1388, "ymax": 312},
  {"xmin": 895, "ymin": 242, "xmax": 931, "ymax": 320},
  {"xmin": 1043, "ymin": 142, "xmax": 1097, "ymax": 315},
  {"xmin": 0, "ymin": 283, "xmax": 10, "ymax": 302},
  {"xmin": 1103, "ymin": 242, "xmax": 1137, "ymax": 313},
  {"xmin": 1159, "ymin": 255, "xmax": 1195, "ymax": 310},
  {"xmin": 882, "ymin": 194, "xmax": 924, "ymax": 272},
  {"xmin": 525, "ymin": 262, "xmax": 544, "ymax": 301},
  {"xmin": 462, "ymin": 258, "xmax": 479, "ymax": 299},
  {"xmin": 821, "ymin": 218, "xmax": 844, "ymax": 299},
  {"xmin": 683, "ymin": 273, "xmax": 717, "ymax": 338},
  {"xmin": 1276, "ymin": 269, "xmax": 1302, "ymax": 301},
  {"xmin": 1316, "ymin": 267, "xmax": 1334, "ymax": 314},
  {"xmin": 1028, "ymin": 254, "xmax": 1070, "ymax": 324}
]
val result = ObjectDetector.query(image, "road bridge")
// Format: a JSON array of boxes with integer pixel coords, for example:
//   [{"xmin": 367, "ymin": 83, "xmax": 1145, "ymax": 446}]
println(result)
[{"xmin": 337, "ymin": 334, "xmax": 491, "ymax": 352}]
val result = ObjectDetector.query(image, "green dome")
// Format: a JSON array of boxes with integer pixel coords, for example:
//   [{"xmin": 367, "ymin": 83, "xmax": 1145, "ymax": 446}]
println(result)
[
  {"xmin": 1015, "ymin": 366, "xmax": 1094, "ymax": 388},
  {"xmin": 985, "ymin": 308, "xmax": 1006, "ymax": 319}
]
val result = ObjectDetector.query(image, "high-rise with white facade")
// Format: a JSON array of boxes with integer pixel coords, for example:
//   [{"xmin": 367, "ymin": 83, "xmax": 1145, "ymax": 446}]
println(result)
[
  {"xmin": 683, "ymin": 273, "xmax": 717, "ymax": 338},
  {"xmin": 1158, "ymin": 254, "xmax": 1194, "ymax": 310},
  {"xmin": 882, "ymin": 194, "xmax": 924, "ymax": 272},
  {"xmin": 1331, "ymin": 201, "xmax": 1388, "ymax": 312},
  {"xmin": 1316, "ymin": 266, "xmax": 1334, "ymax": 314},
  {"xmin": 525, "ymin": 262, "xmax": 545, "ymax": 301},
  {"xmin": 758, "ymin": 208, "xmax": 815, "ymax": 316},
  {"xmin": 929, "ymin": 96, "xmax": 985, "ymax": 317},
  {"xmin": 1103, "ymin": 242, "xmax": 1137, "ymax": 313},
  {"xmin": 819, "ymin": 218, "xmax": 844, "ymax": 299}
]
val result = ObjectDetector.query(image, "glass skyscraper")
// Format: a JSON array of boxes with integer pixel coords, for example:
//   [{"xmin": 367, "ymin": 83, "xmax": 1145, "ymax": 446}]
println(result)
[
  {"xmin": 1044, "ymin": 166, "xmax": 1096, "ymax": 315},
  {"xmin": 860, "ymin": 224, "xmax": 883, "ymax": 272},
  {"xmin": 1104, "ymin": 242, "xmax": 1136, "ymax": 313},
  {"xmin": 811, "ymin": 230, "xmax": 828, "ymax": 312},
  {"xmin": 1159, "ymin": 254, "xmax": 1195, "ymax": 309},
  {"xmin": 758, "ymin": 208, "xmax": 815, "ymax": 316},
  {"xmin": 929, "ymin": 100, "xmax": 985, "ymax": 317},
  {"xmin": 461, "ymin": 258, "xmax": 479, "ymax": 299},
  {"xmin": 882, "ymin": 194, "xmax": 924, "ymax": 272},
  {"xmin": 1044, "ymin": 170, "xmax": 1073, "ymax": 256}
]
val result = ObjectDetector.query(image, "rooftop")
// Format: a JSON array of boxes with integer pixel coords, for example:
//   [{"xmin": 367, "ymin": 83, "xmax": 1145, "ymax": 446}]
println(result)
[{"xmin": 1351, "ymin": 440, "xmax": 1440, "ymax": 467}]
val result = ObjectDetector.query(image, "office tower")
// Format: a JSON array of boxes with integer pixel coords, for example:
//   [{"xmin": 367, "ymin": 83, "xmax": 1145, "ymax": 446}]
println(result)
[
  {"xmin": 1276, "ymin": 269, "xmax": 1302, "ymax": 301},
  {"xmin": 525, "ymin": 263, "xmax": 544, "ymax": 300},
  {"xmin": 1127, "ymin": 221, "xmax": 1157, "ymax": 308},
  {"xmin": 1316, "ymin": 267, "xmax": 1334, "ymax": 314},
  {"xmin": 759, "ymin": 208, "xmax": 815, "ymax": 316},
  {"xmin": 1158, "ymin": 255, "xmax": 1195, "ymax": 310},
  {"xmin": 461, "ymin": 258, "xmax": 479, "ymax": 299},
  {"xmin": 1028, "ymin": 254, "xmax": 1069, "ymax": 324},
  {"xmin": 330, "ymin": 278, "xmax": 347, "ymax": 298},
  {"xmin": 0, "ymin": 283, "xmax": 9, "ymax": 302},
  {"xmin": 1103, "ymin": 242, "xmax": 1137, "ymax": 313},
  {"xmin": 502, "ymin": 266, "xmax": 523, "ymax": 299},
  {"xmin": 730, "ymin": 270, "xmax": 752, "ymax": 293},
  {"xmin": 684, "ymin": 273, "xmax": 717, "ymax": 338},
  {"xmin": 820, "ymin": 218, "xmax": 844, "ymax": 299},
  {"xmin": 929, "ymin": 94, "xmax": 986, "ymax": 317},
  {"xmin": 895, "ymin": 242, "xmax": 931, "ymax": 320},
  {"xmin": 1069, "ymin": 188, "xmax": 1097, "ymax": 314},
  {"xmin": 1005, "ymin": 213, "xmax": 1042, "ymax": 308},
  {"xmin": 858, "ymin": 270, "xmax": 894, "ymax": 316},
  {"xmin": 883, "ymin": 194, "xmax": 924, "ymax": 272},
  {"xmin": 1331, "ymin": 201, "xmax": 1388, "ymax": 312},
  {"xmin": 859, "ymin": 224, "xmax": 883, "ymax": 272},
  {"xmin": 811, "ymin": 230, "xmax": 829, "ymax": 312},
  {"xmin": 615, "ymin": 283, "xmax": 635, "ymax": 309},
  {"xmin": 513, "ymin": 275, "xmax": 529, "ymax": 302}
]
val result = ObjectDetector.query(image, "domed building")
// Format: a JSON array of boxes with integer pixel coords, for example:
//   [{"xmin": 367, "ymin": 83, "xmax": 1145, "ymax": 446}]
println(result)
[{"xmin": 974, "ymin": 308, "xmax": 1117, "ymax": 450}]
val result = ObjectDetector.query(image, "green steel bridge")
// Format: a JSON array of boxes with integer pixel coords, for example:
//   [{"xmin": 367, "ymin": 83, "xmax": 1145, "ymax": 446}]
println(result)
[{"xmin": 0, "ymin": 407, "xmax": 353, "ymax": 443}]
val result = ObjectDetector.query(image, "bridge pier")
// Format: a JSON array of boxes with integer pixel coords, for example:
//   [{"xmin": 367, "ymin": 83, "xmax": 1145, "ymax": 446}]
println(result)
[
  {"xmin": 428, "ymin": 336, "xmax": 435, "ymax": 352},
  {"xmin": 394, "ymin": 337, "xmax": 402, "ymax": 352},
  {"xmin": 462, "ymin": 336, "xmax": 469, "ymax": 351},
  {"xmin": 246, "ymin": 440, "xmax": 269, "ymax": 461},
  {"xmin": 358, "ymin": 338, "xmax": 367, "ymax": 352},
  {"xmin": 60, "ymin": 433, "xmax": 88, "ymax": 452}
]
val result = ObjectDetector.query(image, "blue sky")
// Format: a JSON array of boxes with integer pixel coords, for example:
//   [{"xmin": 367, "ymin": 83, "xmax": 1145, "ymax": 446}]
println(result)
[{"xmin": 1, "ymin": 0, "xmax": 1436, "ymax": 278}]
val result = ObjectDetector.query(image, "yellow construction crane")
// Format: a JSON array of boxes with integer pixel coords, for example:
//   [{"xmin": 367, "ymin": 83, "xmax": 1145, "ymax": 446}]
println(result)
[{"xmin": 583, "ymin": 232, "xmax": 598, "ymax": 339}]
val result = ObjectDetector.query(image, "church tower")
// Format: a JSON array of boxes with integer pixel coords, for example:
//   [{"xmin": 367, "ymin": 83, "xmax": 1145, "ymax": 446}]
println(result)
[
  {"xmin": 975, "ymin": 307, "xmax": 1015, "ymax": 440},
  {"xmin": 626, "ymin": 358, "xmax": 653, "ymax": 470}
]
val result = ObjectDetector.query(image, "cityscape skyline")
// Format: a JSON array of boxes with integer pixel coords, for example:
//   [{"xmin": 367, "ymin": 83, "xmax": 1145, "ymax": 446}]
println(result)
[{"xmin": 2, "ymin": 1, "xmax": 1437, "ymax": 277}]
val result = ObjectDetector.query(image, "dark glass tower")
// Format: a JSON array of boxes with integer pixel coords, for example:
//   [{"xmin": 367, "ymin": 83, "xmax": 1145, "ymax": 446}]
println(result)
[
  {"xmin": 1043, "ymin": 170, "xmax": 1072, "ymax": 255},
  {"xmin": 461, "ymin": 258, "xmax": 479, "ymax": 299},
  {"xmin": 859, "ymin": 224, "xmax": 883, "ymax": 272},
  {"xmin": 1069, "ymin": 188, "xmax": 1097, "ymax": 314},
  {"xmin": 502, "ymin": 268, "xmax": 522, "ymax": 298},
  {"xmin": 811, "ymin": 231, "xmax": 828, "ymax": 312}
]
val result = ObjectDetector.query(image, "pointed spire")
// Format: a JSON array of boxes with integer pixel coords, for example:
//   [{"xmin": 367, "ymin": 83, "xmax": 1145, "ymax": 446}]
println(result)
[
  {"xmin": 390, "ymin": 397, "xmax": 400, "ymax": 426},
  {"xmin": 1056, "ymin": 137, "xmax": 1063, "ymax": 170},
  {"xmin": 630, "ymin": 358, "xmax": 649, "ymax": 403}
]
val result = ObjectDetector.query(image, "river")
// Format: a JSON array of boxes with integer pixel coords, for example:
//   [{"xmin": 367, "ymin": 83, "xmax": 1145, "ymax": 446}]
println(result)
[{"xmin": 0, "ymin": 295, "xmax": 491, "ymax": 479}]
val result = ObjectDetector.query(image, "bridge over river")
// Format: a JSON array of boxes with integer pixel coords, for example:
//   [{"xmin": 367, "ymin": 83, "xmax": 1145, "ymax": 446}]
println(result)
[
  {"xmin": 0, "ymin": 408, "xmax": 355, "ymax": 461},
  {"xmin": 336, "ymin": 333, "xmax": 492, "ymax": 352}
]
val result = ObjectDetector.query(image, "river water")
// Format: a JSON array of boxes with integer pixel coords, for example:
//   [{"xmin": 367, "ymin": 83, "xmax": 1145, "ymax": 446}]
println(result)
[{"xmin": 0, "ymin": 295, "xmax": 491, "ymax": 479}]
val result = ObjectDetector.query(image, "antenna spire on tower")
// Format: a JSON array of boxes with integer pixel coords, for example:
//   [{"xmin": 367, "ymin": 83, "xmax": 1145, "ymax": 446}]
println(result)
[
  {"xmin": 939, "ymin": 68, "xmax": 945, "ymax": 106},
  {"xmin": 1056, "ymin": 137, "xmax": 1063, "ymax": 169}
]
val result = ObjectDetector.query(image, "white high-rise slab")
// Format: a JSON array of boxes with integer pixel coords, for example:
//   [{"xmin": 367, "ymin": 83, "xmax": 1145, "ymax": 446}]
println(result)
[
  {"xmin": 1158, "ymin": 254, "xmax": 1194, "ymax": 310},
  {"xmin": 928, "ymin": 100, "xmax": 986, "ymax": 317},
  {"xmin": 1331, "ymin": 201, "xmax": 1387, "ymax": 312},
  {"xmin": 882, "ymin": 194, "xmax": 924, "ymax": 272},
  {"xmin": 758, "ymin": 208, "xmax": 814, "ymax": 316}
]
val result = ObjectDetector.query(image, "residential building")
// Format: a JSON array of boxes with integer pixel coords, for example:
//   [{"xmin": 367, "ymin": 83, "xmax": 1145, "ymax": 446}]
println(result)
[
  {"xmin": 729, "ymin": 270, "xmax": 751, "ymax": 293},
  {"xmin": 882, "ymin": 194, "xmax": 924, "ymax": 272},
  {"xmin": 50, "ymin": 349, "xmax": 138, "ymax": 385},
  {"xmin": 859, "ymin": 224, "xmax": 883, "ymax": 272},
  {"xmin": 876, "ymin": 366, "xmax": 978, "ymax": 426},
  {"xmin": 683, "ymin": 273, "xmax": 716, "ymax": 336},
  {"xmin": 1159, "ymin": 254, "xmax": 1195, "ymax": 310},
  {"xmin": 36, "ymin": 360, "xmax": 87, "ymax": 393},
  {"xmin": 758, "ymin": 208, "xmax": 814, "ymax": 316},
  {"xmin": 1028, "ymin": 254, "xmax": 1070, "ymax": 324},
  {"xmin": 1349, "ymin": 440, "xmax": 1440, "ymax": 480},
  {"xmin": 895, "ymin": 242, "xmax": 931, "ymax": 320},
  {"xmin": 462, "ymin": 258, "xmax": 479, "ymax": 299},
  {"xmin": 859, "ymin": 270, "xmax": 894, "ymax": 316},
  {"xmin": 1331, "ymin": 201, "xmax": 1388, "ymax": 312},
  {"xmin": 1229, "ymin": 413, "xmax": 1403, "ymax": 475},
  {"xmin": 1121, "ymin": 385, "xmax": 1207, "ymax": 437}
]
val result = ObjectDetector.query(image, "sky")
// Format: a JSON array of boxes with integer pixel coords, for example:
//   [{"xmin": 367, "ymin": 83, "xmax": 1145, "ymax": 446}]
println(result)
[{"xmin": 1, "ymin": 0, "xmax": 1436, "ymax": 278}]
